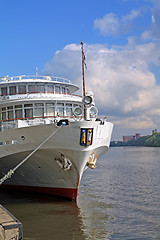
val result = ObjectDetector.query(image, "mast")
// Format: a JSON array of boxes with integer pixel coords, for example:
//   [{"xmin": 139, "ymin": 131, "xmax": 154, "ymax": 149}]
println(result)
[{"xmin": 81, "ymin": 41, "xmax": 86, "ymax": 97}]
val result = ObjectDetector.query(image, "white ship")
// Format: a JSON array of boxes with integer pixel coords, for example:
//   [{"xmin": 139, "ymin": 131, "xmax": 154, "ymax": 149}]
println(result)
[{"xmin": 0, "ymin": 43, "xmax": 113, "ymax": 200}]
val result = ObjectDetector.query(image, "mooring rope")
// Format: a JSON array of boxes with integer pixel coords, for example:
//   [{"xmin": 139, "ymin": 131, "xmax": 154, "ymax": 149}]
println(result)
[{"xmin": 0, "ymin": 125, "xmax": 63, "ymax": 185}]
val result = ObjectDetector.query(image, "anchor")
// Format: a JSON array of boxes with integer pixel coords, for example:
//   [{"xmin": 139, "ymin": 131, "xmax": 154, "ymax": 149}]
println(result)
[
  {"xmin": 87, "ymin": 152, "xmax": 98, "ymax": 169},
  {"xmin": 55, "ymin": 152, "xmax": 72, "ymax": 171}
]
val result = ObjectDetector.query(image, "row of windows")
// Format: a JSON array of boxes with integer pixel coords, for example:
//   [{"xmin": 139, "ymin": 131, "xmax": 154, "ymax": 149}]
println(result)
[
  {"xmin": 0, "ymin": 84, "xmax": 70, "ymax": 96},
  {"xmin": 0, "ymin": 102, "xmax": 82, "ymax": 121}
]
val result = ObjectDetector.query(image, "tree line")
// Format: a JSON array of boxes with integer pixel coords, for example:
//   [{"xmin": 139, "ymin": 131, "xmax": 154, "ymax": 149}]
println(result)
[{"xmin": 110, "ymin": 132, "xmax": 160, "ymax": 147}]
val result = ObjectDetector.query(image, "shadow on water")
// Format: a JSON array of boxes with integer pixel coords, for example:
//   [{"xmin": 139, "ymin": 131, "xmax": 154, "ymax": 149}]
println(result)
[
  {"xmin": 0, "ymin": 189, "xmax": 86, "ymax": 240},
  {"xmin": 0, "ymin": 188, "xmax": 112, "ymax": 240}
]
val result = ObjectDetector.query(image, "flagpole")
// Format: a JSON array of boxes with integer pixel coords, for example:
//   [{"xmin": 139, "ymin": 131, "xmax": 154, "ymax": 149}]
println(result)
[{"xmin": 81, "ymin": 41, "xmax": 86, "ymax": 97}]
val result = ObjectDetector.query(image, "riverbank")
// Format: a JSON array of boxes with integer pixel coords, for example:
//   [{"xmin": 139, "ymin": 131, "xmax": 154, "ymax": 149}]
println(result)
[{"xmin": 111, "ymin": 132, "xmax": 160, "ymax": 147}]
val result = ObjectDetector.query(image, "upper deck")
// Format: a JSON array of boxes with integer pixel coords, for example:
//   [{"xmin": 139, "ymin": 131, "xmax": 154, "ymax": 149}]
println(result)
[
  {"xmin": 0, "ymin": 75, "xmax": 80, "ymax": 100},
  {"xmin": 0, "ymin": 75, "xmax": 84, "ymax": 132},
  {"xmin": 0, "ymin": 75, "xmax": 72, "ymax": 83}
]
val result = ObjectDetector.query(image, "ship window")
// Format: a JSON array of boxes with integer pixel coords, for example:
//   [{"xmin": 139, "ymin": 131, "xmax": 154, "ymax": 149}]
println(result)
[
  {"xmin": 1, "ymin": 87, "xmax": 7, "ymax": 96},
  {"xmin": 8, "ymin": 109, "xmax": 13, "ymax": 120},
  {"xmin": 24, "ymin": 104, "xmax": 33, "ymax": 118},
  {"xmin": 9, "ymin": 86, "xmax": 16, "ymax": 95},
  {"xmin": 62, "ymin": 87, "xmax": 65, "ymax": 94},
  {"xmin": 35, "ymin": 103, "xmax": 44, "ymax": 107},
  {"xmin": 46, "ymin": 103, "xmax": 54, "ymax": 107},
  {"xmin": 46, "ymin": 85, "xmax": 54, "ymax": 93},
  {"xmin": 66, "ymin": 103, "xmax": 72, "ymax": 107},
  {"xmin": 2, "ymin": 112, "xmax": 6, "ymax": 120},
  {"xmin": 57, "ymin": 103, "xmax": 64, "ymax": 116},
  {"xmin": 55, "ymin": 86, "xmax": 60, "ymax": 93},
  {"xmin": 7, "ymin": 106, "xmax": 13, "ymax": 110},
  {"xmin": 18, "ymin": 85, "xmax": 26, "ymax": 94},
  {"xmin": 15, "ymin": 105, "xmax": 22, "ymax": 108},
  {"xmin": 15, "ymin": 109, "xmax": 23, "ymax": 119},
  {"xmin": 57, "ymin": 108, "xmax": 64, "ymax": 116},
  {"xmin": 28, "ymin": 85, "xmax": 38, "ymax": 93},
  {"xmin": 38, "ymin": 85, "xmax": 45, "ymax": 92},
  {"xmin": 66, "ymin": 88, "xmax": 70, "ymax": 94},
  {"xmin": 1, "ymin": 107, "xmax": 6, "ymax": 120},
  {"xmin": 34, "ymin": 103, "xmax": 44, "ymax": 117},
  {"xmin": 35, "ymin": 108, "xmax": 44, "ymax": 117},
  {"xmin": 57, "ymin": 103, "xmax": 64, "ymax": 107},
  {"xmin": 24, "ymin": 109, "xmax": 33, "ymax": 118},
  {"xmin": 46, "ymin": 103, "xmax": 55, "ymax": 116},
  {"xmin": 66, "ymin": 108, "xmax": 72, "ymax": 116},
  {"xmin": 24, "ymin": 104, "xmax": 33, "ymax": 108}
]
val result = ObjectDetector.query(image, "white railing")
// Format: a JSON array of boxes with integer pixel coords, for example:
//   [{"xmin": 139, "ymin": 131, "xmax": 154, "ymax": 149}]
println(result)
[
  {"xmin": 0, "ymin": 116, "xmax": 82, "ymax": 132},
  {"xmin": 0, "ymin": 75, "xmax": 71, "ymax": 84},
  {"xmin": 0, "ymin": 92, "xmax": 82, "ymax": 101},
  {"xmin": 0, "ymin": 119, "xmax": 54, "ymax": 131}
]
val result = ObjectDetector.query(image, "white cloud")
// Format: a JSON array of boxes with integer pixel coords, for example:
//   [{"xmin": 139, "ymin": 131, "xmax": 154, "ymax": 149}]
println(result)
[
  {"xmin": 42, "ymin": 41, "xmax": 160, "ymax": 138},
  {"xmin": 141, "ymin": 30, "xmax": 152, "ymax": 40},
  {"xmin": 94, "ymin": 8, "xmax": 143, "ymax": 36},
  {"xmin": 94, "ymin": 3, "xmax": 160, "ymax": 42},
  {"xmin": 94, "ymin": 13, "xmax": 120, "ymax": 36},
  {"xmin": 122, "ymin": 9, "xmax": 141, "ymax": 22},
  {"xmin": 122, "ymin": 9, "xmax": 142, "ymax": 34},
  {"xmin": 114, "ymin": 115, "xmax": 156, "ymax": 130}
]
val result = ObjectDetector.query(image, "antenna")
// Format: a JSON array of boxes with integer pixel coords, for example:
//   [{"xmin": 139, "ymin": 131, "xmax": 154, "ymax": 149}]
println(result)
[
  {"xmin": 81, "ymin": 41, "xmax": 86, "ymax": 97},
  {"xmin": 36, "ymin": 68, "xmax": 38, "ymax": 76}
]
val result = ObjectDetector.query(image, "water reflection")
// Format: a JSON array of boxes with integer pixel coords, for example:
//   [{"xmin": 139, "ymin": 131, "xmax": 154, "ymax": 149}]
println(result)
[
  {"xmin": 0, "ymin": 188, "xmax": 112, "ymax": 240},
  {"xmin": 0, "ymin": 190, "xmax": 85, "ymax": 240},
  {"xmin": 78, "ymin": 195, "xmax": 112, "ymax": 240}
]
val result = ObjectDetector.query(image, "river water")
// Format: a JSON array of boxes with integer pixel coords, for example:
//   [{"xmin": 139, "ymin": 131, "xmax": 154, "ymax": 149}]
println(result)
[{"xmin": 0, "ymin": 147, "xmax": 160, "ymax": 239}]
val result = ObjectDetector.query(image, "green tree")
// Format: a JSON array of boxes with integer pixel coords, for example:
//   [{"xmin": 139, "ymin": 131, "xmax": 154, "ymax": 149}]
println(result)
[{"xmin": 145, "ymin": 132, "xmax": 160, "ymax": 147}]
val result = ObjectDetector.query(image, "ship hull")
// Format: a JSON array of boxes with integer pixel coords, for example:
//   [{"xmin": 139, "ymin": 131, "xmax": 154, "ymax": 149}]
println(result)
[{"xmin": 0, "ymin": 121, "xmax": 113, "ymax": 200}]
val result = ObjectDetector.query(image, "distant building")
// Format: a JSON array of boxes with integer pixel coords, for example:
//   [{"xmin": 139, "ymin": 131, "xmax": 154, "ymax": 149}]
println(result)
[
  {"xmin": 123, "ymin": 135, "xmax": 135, "ymax": 142},
  {"xmin": 123, "ymin": 133, "xmax": 141, "ymax": 142}
]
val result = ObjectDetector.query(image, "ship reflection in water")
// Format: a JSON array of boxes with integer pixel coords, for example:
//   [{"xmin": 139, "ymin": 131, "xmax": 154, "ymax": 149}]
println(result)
[{"xmin": 0, "ymin": 189, "xmax": 111, "ymax": 240}]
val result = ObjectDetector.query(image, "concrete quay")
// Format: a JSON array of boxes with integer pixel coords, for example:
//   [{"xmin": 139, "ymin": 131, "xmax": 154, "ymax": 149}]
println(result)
[{"xmin": 0, "ymin": 205, "xmax": 23, "ymax": 240}]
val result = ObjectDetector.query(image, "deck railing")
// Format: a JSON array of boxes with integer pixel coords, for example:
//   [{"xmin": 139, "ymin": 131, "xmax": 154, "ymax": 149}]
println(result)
[
  {"xmin": 0, "ymin": 115, "xmax": 83, "ymax": 132},
  {"xmin": 0, "ymin": 92, "xmax": 82, "ymax": 99},
  {"xmin": 0, "ymin": 75, "xmax": 71, "ymax": 84}
]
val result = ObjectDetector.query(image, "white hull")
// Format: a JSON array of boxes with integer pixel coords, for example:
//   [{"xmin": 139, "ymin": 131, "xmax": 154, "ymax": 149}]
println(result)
[{"xmin": 0, "ymin": 121, "xmax": 113, "ymax": 200}]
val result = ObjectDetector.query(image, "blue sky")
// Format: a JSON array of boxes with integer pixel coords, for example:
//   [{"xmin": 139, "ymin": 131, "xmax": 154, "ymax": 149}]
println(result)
[
  {"xmin": 1, "ymin": 0, "xmax": 160, "ymax": 139},
  {"xmin": 0, "ymin": 0, "xmax": 153, "ymax": 75}
]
